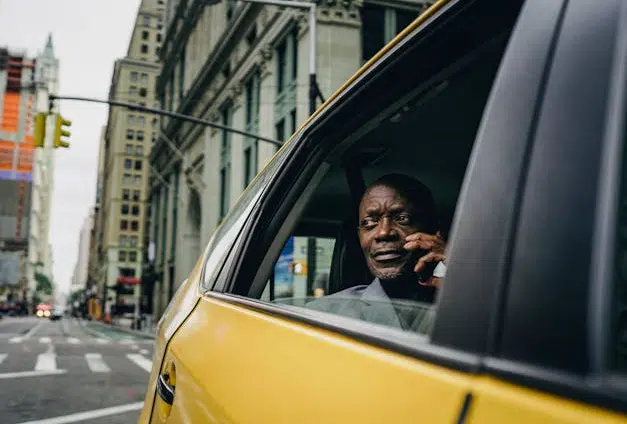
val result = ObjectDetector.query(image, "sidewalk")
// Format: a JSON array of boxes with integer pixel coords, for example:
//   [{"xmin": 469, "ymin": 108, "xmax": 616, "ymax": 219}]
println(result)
[{"xmin": 82, "ymin": 317, "xmax": 157, "ymax": 340}]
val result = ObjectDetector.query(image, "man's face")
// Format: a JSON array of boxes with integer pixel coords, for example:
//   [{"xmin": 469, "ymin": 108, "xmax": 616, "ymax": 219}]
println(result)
[{"xmin": 358, "ymin": 184, "xmax": 424, "ymax": 281}]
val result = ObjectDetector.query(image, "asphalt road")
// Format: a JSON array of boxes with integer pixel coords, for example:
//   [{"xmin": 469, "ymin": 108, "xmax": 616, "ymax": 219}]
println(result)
[{"xmin": 0, "ymin": 316, "xmax": 154, "ymax": 424}]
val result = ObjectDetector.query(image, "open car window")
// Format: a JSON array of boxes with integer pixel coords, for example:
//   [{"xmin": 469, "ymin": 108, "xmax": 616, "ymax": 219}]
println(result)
[{"xmin": 234, "ymin": 1, "xmax": 526, "ymax": 337}]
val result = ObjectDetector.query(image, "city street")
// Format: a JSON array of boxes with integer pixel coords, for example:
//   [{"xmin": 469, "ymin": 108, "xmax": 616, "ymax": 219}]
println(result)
[{"xmin": 0, "ymin": 316, "xmax": 154, "ymax": 424}]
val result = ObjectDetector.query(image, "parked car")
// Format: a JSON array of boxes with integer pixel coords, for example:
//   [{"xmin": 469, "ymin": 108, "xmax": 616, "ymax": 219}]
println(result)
[{"xmin": 138, "ymin": 0, "xmax": 627, "ymax": 422}]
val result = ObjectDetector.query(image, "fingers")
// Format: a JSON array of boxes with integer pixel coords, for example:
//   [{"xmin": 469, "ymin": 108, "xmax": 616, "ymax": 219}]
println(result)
[
  {"xmin": 404, "ymin": 232, "xmax": 446, "ymax": 252},
  {"xmin": 414, "ymin": 252, "xmax": 446, "ymax": 273}
]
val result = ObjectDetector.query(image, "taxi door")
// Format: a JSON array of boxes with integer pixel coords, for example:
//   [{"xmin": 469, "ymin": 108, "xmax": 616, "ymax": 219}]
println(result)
[{"xmin": 465, "ymin": 0, "xmax": 627, "ymax": 422}]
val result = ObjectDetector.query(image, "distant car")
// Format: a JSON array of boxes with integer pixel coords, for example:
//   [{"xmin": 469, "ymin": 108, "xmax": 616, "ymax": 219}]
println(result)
[{"xmin": 49, "ymin": 307, "xmax": 64, "ymax": 321}]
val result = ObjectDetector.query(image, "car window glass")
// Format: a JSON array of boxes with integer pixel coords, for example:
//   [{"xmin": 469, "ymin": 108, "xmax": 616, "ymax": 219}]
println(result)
[
  {"xmin": 200, "ymin": 146, "xmax": 289, "ymax": 292},
  {"xmin": 248, "ymin": 27, "xmax": 517, "ymax": 336}
]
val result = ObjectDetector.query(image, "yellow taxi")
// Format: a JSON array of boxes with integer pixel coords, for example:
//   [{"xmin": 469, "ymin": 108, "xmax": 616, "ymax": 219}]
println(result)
[{"xmin": 139, "ymin": 0, "xmax": 627, "ymax": 422}]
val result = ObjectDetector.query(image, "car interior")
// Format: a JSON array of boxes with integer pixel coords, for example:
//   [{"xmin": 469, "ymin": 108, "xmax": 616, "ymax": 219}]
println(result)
[{"xmin": 259, "ymin": 32, "xmax": 510, "ymax": 307}]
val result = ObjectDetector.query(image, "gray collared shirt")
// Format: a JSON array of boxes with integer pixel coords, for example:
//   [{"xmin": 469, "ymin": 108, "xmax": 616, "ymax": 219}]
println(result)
[{"xmin": 305, "ymin": 278, "xmax": 435, "ymax": 334}]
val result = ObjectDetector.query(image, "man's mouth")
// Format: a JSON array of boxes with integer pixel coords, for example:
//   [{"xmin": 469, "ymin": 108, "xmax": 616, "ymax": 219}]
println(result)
[{"xmin": 372, "ymin": 249, "xmax": 406, "ymax": 263}]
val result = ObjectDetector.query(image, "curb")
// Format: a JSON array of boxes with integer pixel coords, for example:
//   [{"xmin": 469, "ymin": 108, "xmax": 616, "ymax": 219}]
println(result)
[{"xmin": 80, "ymin": 319, "xmax": 156, "ymax": 340}]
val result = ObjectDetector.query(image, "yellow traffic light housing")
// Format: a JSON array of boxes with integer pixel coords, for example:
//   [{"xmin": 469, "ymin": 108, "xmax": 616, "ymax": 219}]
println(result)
[
  {"xmin": 34, "ymin": 112, "xmax": 46, "ymax": 148},
  {"xmin": 53, "ymin": 114, "xmax": 71, "ymax": 148}
]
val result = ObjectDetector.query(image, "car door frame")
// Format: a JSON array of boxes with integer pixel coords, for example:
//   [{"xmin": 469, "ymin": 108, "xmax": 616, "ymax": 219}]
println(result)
[
  {"xmin": 203, "ymin": 0, "xmax": 564, "ymax": 378},
  {"xmin": 483, "ymin": 0, "xmax": 627, "ymax": 415}
]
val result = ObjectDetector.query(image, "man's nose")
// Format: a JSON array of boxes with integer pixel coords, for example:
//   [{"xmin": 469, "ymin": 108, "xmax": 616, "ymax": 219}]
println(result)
[{"xmin": 375, "ymin": 217, "xmax": 398, "ymax": 240}]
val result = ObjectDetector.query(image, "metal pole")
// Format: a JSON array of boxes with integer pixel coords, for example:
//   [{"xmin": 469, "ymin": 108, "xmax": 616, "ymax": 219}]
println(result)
[
  {"xmin": 308, "ymin": 3, "xmax": 317, "ymax": 116},
  {"xmin": 48, "ymin": 95, "xmax": 283, "ymax": 146}
]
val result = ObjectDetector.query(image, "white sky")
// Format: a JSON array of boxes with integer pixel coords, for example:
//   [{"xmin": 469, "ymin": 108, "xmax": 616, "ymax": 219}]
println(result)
[{"xmin": 0, "ymin": 0, "xmax": 141, "ymax": 294}]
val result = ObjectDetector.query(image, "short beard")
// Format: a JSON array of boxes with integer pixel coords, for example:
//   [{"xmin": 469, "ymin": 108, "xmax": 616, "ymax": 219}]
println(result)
[{"xmin": 370, "ymin": 261, "xmax": 415, "ymax": 282}]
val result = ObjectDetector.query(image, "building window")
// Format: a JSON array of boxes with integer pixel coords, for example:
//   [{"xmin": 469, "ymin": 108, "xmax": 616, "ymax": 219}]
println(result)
[
  {"xmin": 127, "ymin": 115, "xmax": 135, "ymax": 125},
  {"xmin": 134, "ymin": 175, "xmax": 142, "ymax": 185},
  {"xmin": 124, "ymin": 159, "xmax": 132, "ymax": 169},
  {"xmin": 135, "ymin": 160, "xmax": 142, "ymax": 170},
  {"xmin": 152, "ymin": 118, "xmax": 158, "ymax": 128},
  {"xmin": 139, "ymin": 87, "xmax": 147, "ymax": 97},
  {"xmin": 136, "ymin": 145, "xmax": 143, "ymax": 156},
  {"xmin": 120, "ymin": 220, "xmax": 128, "ymax": 230},
  {"xmin": 226, "ymin": 0, "xmax": 236, "ymax": 21},
  {"xmin": 125, "ymin": 144, "xmax": 133, "ymax": 154},
  {"xmin": 132, "ymin": 190, "xmax": 140, "ymax": 201},
  {"xmin": 142, "ymin": 15, "xmax": 150, "ymax": 26},
  {"xmin": 122, "ymin": 189, "xmax": 130, "ymax": 200},
  {"xmin": 152, "ymin": 134, "xmax": 158, "ymax": 143},
  {"xmin": 118, "ymin": 250, "xmax": 127, "ymax": 262},
  {"xmin": 142, "ymin": 30, "xmax": 149, "ymax": 40},
  {"xmin": 129, "ymin": 236, "xmax": 138, "ymax": 247},
  {"xmin": 129, "ymin": 86, "xmax": 138, "ymax": 96},
  {"xmin": 130, "ymin": 71, "xmax": 138, "ymax": 82},
  {"xmin": 141, "ymin": 44, "xmax": 148, "ymax": 54},
  {"xmin": 275, "ymin": 28, "xmax": 298, "ymax": 150},
  {"xmin": 137, "ymin": 131, "xmax": 145, "ymax": 141},
  {"xmin": 157, "ymin": 33, "xmax": 162, "ymax": 42},
  {"xmin": 129, "ymin": 251, "xmax": 138, "ymax": 263},
  {"xmin": 244, "ymin": 69, "xmax": 260, "ymax": 187},
  {"xmin": 140, "ymin": 73, "xmax": 149, "ymax": 85},
  {"xmin": 360, "ymin": 5, "xmax": 419, "ymax": 62},
  {"xmin": 156, "ymin": 46, "xmax": 161, "ymax": 56},
  {"xmin": 123, "ymin": 174, "xmax": 132, "ymax": 184},
  {"xmin": 132, "ymin": 205, "xmax": 140, "ymax": 216},
  {"xmin": 119, "ymin": 235, "xmax": 128, "ymax": 247},
  {"xmin": 138, "ymin": 116, "xmax": 145, "ymax": 127},
  {"xmin": 246, "ymin": 26, "xmax": 257, "ymax": 47},
  {"xmin": 219, "ymin": 104, "xmax": 232, "ymax": 220},
  {"xmin": 121, "ymin": 204, "xmax": 129, "ymax": 215},
  {"xmin": 131, "ymin": 220, "xmax": 139, "ymax": 231},
  {"xmin": 126, "ymin": 130, "xmax": 134, "ymax": 140}
]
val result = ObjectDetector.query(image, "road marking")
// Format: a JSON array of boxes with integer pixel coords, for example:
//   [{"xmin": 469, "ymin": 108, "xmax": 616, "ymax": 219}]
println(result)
[
  {"xmin": 0, "ymin": 353, "xmax": 7, "ymax": 365},
  {"xmin": 35, "ymin": 343, "xmax": 57, "ymax": 372},
  {"xmin": 14, "ymin": 401, "xmax": 144, "ymax": 424},
  {"xmin": 119, "ymin": 338, "xmax": 135, "ymax": 344},
  {"xmin": 131, "ymin": 344, "xmax": 139, "ymax": 350},
  {"xmin": 39, "ymin": 337, "xmax": 51, "ymax": 344},
  {"xmin": 126, "ymin": 353, "xmax": 152, "ymax": 372},
  {"xmin": 35, "ymin": 353, "xmax": 57, "ymax": 371},
  {"xmin": 0, "ymin": 369, "xmax": 67, "ymax": 379},
  {"xmin": 85, "ymin": 353, "xmax": 110, "ymax": 373},
  {"xmin": 139, "ymin": 349, "xmax": 149, "ymax": 355},
  {"xmin": 9, "ymin": 337, "xmax": 22, "ymax": 343},
  {"xmin": 95, "ymin": 338, "xmax": 109, "ymax": 344},
  {"xmin": 67, "ymin": 337, "xmax": 80, "ymax": 344}
]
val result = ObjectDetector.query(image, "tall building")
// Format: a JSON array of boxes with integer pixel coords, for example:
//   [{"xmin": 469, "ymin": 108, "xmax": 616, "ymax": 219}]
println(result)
[
  {"xmin": 28, "ymin": 35, "xmax": 59, "ymax": 302},
  {"xmin": 0, "ymin": 36, "xmax": 59, "ymax": 309},
  {"xmin": 93, "ymin": 0, "xmax": 164, "ymax": 323},
  {"xmin": 148, "ymin": 0, "xmax": 433, "ymax": 318},
  {"xmin": 70, "ymin": 212, "xmax": 93, "ymax": 295}
]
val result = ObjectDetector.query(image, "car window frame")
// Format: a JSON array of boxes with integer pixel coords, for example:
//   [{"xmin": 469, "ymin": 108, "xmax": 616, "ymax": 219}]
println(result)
[
  {"xmin": 484, "ymin": 0, "xmax": 627, "ymax": 415},
  {"xmin": 199, "ymin": 0, "xmax": 548, "ymax": 373}
]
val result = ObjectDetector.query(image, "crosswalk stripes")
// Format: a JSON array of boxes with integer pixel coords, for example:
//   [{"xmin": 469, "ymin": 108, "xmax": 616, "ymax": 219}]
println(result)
[
  {"xmin": 3, "ymin": 336, "xmax": 145, "ymax": 345},
  {"xmin": 39, "ymin": 337, "xmax": 51, "ymax": 344},
  {"xmin": 126, "ymin": 353, "xmax": 152, "ymax": 372},
  {"xmin": 67, "ymin": 337, "xmax": 80, "ymax": 344},
  {"xmin": 35, "ymin": 352, "xmax": 57, "ymax": 372},
  {"xmin": 0, "ymin": 352, "xmax": 153, "ymax": 375},
  {"xmin": 85, "ymin": 353, "xmax": 111, "ymax": 373}
]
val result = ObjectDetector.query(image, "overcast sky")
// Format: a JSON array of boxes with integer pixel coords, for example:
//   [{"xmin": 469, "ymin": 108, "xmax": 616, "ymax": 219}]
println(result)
[{"xmin": 0, "ymin": 0, "xmax": 141, "ymax": 294}]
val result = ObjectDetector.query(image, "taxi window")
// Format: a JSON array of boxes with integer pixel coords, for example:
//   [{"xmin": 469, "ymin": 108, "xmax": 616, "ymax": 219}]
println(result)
[
  {"xmin": 247, "ymin": 23, "xmax": 520, "ymax": 336},
  {"xmin": 200, "ymin": 145, "xmax": 290, "ymax": 292}
]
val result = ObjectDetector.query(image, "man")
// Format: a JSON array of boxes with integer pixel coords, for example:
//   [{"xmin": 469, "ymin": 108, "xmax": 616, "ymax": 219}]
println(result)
[{"xmin": 307, "ymin": 173, "xmax": 447, "ymax": 332}]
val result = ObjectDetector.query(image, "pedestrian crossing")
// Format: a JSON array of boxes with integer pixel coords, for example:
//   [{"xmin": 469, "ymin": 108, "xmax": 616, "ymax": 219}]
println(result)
[
  {"xmin": 7, "ymin": 335, "xmax": 151, "ymax": 345},
  {"xmin": 0, "ymin": 351, "xmax": 153, "ymax": 376}
]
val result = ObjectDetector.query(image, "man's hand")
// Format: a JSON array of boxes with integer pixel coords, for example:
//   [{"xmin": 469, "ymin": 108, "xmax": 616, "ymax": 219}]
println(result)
[{"xmin": 404, "ymin": 231, "xmax": 447, "ymax": 287}]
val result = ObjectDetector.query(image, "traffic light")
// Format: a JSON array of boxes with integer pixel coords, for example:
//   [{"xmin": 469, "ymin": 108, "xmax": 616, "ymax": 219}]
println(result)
[
  {"xmin": 34, "ymin": 112, "xmax": 46, "ymax": 148},
  {"xmin": 53, "ymin": 114, "xmax": 71, "ymax": 148}
]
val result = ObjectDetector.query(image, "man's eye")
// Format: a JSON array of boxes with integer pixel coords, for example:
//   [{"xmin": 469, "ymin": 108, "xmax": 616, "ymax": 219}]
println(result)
[
  {"xmin": 395, "ymin": 214, "xmax": 411, "ymax": 224},
  {"xmin": 360, "ymin": 218, "xmax": 378, "ymax": 229}
]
